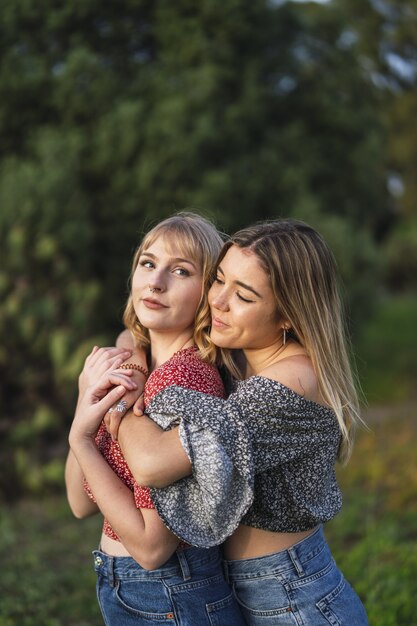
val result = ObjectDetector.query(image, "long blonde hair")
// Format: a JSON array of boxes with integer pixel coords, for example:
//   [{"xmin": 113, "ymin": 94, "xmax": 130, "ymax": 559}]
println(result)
[
  {"xmin": 219, "ymin": 219, "xmax": 361, "ymax": 463},
  {"xmin": 123, "ymin": 211, "xmax": 223, "ymax": 364}
]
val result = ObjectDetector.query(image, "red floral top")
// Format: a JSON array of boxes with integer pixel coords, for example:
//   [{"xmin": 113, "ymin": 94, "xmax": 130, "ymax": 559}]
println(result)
[{"xmin": 84, "ymin": 347, "xmax": 225, "ymax": 541}]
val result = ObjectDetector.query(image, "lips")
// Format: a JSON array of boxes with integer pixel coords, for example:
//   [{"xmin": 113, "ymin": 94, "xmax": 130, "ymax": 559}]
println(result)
[
  {"xmin": 211, "ymin": 315, "xmax": 228, "ymax": 329},
  {"xmin": 142, "ymin": 298, "xmax": 168, "ymax": 309}
]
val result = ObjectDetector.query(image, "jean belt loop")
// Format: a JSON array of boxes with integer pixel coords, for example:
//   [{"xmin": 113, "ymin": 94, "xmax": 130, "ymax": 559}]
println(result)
[
  {"xmin": 107, "ymin": 555, "xmax": 115, "ymax": 588},
  {"xmin": 222, "ymin": 558, "xmax": 230, "ymax": 583},
  {"xmin": 176, "ymin": 549, "xmax": 191, "ymax": 581},
  {"xmin": 288, "ymin": 546, "xmax": 305, "ymax": 577}
]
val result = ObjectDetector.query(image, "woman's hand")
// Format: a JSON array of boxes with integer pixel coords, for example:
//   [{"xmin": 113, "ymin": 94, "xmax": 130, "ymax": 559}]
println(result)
[
  {"xmin": 78, "ymin": 346, "xmax": 147, "ymax": 439},
  {"xmin": 78, "ymin": 346, "xmax": 133, "ymax": 397},
  {"xmin": 104, "ymin": 404, "xmax": 136, "ymax": 442},
  {"xmin": 69, "ymin": 370, "xmax": 137, "ymax": 447},
  {"xmin": 104, "ymin": 368, "xmax": 146, "ymax": 441}
]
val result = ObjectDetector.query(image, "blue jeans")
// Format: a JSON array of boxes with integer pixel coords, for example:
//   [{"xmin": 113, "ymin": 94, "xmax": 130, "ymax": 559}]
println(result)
[
  {"xmin": 223, "ymin": 526, "xmax": 369, "ymax": 626},
  {"xmin": 93, "ymin": 545, "xmax": 244, "ymax": 626}
]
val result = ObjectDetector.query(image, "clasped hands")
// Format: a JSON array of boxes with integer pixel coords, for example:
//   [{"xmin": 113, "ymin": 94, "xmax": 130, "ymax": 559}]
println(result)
[{"xmin": 73, "ymin": 346, "xmax": 146, "ymax": 444}]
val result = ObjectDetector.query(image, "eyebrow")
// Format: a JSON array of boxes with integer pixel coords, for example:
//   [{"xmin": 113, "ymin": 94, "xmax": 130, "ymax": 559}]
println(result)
[
  {"xmin": 217, "ymin": 265, "xmax": 262, "ymax": 298},
  {"xmin": 141, "ymin": 251, "xmax": 198, "ymax": 270}
]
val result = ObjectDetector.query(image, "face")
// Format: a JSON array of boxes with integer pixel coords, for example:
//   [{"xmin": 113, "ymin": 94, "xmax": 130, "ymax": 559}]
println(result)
[
  {"xmin": 132, "ymin": 236, "xmax": 203, "ymax": 336},
  {"xmin": 208, "ymin": 245, "xmax": 283, "ymax": 351}
]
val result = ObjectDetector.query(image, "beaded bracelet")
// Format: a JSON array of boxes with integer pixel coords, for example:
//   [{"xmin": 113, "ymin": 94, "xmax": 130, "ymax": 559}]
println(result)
[{"xmin": 119, "ymin": 363, "xmax": 149, "ymax": 378}]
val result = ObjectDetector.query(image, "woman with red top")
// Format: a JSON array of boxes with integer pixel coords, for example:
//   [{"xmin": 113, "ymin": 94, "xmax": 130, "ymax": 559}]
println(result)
[{"xmin": 65, "ymin": 213, "xmax": 244, "ymax": 626}]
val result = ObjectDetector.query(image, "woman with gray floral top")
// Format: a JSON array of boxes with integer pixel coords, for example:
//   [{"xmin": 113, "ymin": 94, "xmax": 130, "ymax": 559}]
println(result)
[{"xmin": 110, "ymin": 219, "xmax": 369, "ymax": 625}]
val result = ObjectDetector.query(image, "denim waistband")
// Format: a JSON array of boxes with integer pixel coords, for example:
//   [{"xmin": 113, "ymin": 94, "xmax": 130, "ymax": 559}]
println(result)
[
  {"xmin": 223, "ymin": 526, "xmax": 328, "ymax": 581},
  {"xmin": 93, "ymin": 544, "xmax": 221, "ymax": 584}
]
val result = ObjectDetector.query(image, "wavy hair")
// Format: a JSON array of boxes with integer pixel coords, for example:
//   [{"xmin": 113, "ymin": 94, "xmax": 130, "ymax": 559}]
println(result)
[
  {"xmin": 217, "ymin": 219, "xmax": 361, "ymax": 463},
  {"xmin": 123, "ymin": 212, "xmax": 223, "ymax": 364}
]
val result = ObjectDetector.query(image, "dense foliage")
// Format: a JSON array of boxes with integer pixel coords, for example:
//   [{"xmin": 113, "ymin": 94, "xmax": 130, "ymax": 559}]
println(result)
[{"xmin": 0, "ymin": 0, "xmax": 416, "ymax": 498}]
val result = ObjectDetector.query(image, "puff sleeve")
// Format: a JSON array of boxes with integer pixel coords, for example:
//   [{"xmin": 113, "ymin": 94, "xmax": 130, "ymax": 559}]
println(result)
[{"xmin": 146, "ymin": 386, "xmax": 254, "ymax": 548}]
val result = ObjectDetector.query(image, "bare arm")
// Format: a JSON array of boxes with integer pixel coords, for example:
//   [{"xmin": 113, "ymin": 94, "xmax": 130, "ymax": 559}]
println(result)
[
  {"xmin": 70, "ymin": 437, "xmax": 179, "ymax": 568},
  {"xmin": 65, "ymin": 448, "xmax": 99, "ymax": 518},
  {"xmin": 118, "ymin": 411, "xmax": 192, "ymax": 488},
  {"xmin": 68, "ymin": 372, "xmax": 180, "ymax": 569}
]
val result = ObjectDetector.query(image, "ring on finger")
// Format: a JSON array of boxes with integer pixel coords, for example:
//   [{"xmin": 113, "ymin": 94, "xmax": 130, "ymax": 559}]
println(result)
[{"xmin": 108, "ymin": 399, "xmax": 128, "ymax": 414}]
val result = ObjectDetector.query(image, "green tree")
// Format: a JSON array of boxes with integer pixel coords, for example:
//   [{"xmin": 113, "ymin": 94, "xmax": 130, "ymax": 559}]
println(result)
[{"xmin": 0, "ymin": 0, "xmax": 389, "ymax": 498}]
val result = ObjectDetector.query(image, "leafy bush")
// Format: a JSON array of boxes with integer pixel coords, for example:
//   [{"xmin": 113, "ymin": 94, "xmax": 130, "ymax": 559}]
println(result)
[{"xmin": 327, "ymin": 412, "xmax": 417, "ymax": 626}]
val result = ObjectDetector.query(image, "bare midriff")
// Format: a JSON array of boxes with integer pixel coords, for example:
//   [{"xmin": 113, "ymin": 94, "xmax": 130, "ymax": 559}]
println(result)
[
  {"xmin": 100, "ymin": 525, "xmax": 319, "ymax": 560},
  {"xmin": 100, "ymin": 533, "xmax": 132, "ymax": 557},
  {"xmin": 224, "ymin": 524, "xmax": 318, "ymax": 560}
]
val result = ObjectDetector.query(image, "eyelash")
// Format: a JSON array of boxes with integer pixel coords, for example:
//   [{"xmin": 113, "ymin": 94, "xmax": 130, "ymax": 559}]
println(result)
[
  {"xmin": 139, "ymin": 260, "xmax": 190, "ymax": 277},
  {"xmin": 237, "ymin": 293, "xmax": 253, "ymax": 303},
  {"xmin": 140, "ymin": 260, "xmax": 154, "ymax": 269},
  {"xmin": 214, "ymin": 276, "xmax": 254, "ymax": 303},
  {"xmin": 174, "ymin": 268, "xmax": 190, "ymax": 277}
]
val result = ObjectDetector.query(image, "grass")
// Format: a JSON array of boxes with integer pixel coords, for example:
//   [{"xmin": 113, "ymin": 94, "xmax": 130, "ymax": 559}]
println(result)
[{"xmin": 0, "ymin": 497, "xmax": 103, "ymax": 626}]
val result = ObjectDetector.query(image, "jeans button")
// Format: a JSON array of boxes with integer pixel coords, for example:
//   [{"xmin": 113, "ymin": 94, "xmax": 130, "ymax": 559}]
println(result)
[{"xmin": 95, "ymin": 555, "xmax": 103, "ymax": 567}]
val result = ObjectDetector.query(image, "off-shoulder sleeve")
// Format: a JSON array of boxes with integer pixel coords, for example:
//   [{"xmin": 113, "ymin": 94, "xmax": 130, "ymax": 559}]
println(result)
[
  {"xmin": 146, "ymin": 386, "xmax": 254, "ymax": 548},
  {"xmin": 145, "ymin": 377, "xmax": 341, "ymax": 545}
]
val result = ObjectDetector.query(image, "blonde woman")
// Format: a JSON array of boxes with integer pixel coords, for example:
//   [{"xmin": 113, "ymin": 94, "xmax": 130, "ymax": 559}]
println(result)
[
  {"xmin": 111, "ymin": 219, "xmax": 369, "ymax": 625},
  {"xmin": 66, "ymin": 213, "xmax": 245, "ymax": 625}
]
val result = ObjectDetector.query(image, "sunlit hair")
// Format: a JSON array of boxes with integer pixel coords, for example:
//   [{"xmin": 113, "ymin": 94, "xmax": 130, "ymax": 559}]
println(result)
[
  {"xmin": 123, "ymin": 211, "xmax": 223, "ymax": 364},
  {"xmin": 217, "ymin": 219, "xmax": 361, "ymax": 463}
]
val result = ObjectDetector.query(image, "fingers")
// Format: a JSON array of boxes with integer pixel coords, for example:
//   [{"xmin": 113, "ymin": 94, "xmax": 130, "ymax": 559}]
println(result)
[
  {"xmin": 103, "ymin": 386, "xmax": 142, "ymax": 438},
  {"xmin": 96, "ymin": 385, "xmax": 128, "ymax": 415},
  {"xmin": 84, "ymin": 371, "xmax": 137, "ymax": 407},
  {"xmin": 80, "ymin": 348, "xmax": 134, "ymax": 395},
  {"xmin": 133, "ymin": 394, "xmax": 145, "ymax": 416},
  {"xmin": 85, "ymin": 346, "xmax": 132, "ymax": 370},
  {"xmin": 104, "ymin": 412, "xmax": 124, "ymax": 442},
  {"xmin": 84, "ymin": 345, "xmax": 100, "ymax": 366},
  {"xmin": 98, "ymin": 371, "xmax": 137, "ymax": 394}
]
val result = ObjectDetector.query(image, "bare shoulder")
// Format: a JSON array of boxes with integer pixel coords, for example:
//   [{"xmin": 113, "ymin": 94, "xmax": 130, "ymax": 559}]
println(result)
[
  {"xmin": 260, "ymin": 354, "xmax": 320, "ymax": 403},
  {"xmin": 116, "ymin": 329, "xmax": 135, "ymax": 349}
]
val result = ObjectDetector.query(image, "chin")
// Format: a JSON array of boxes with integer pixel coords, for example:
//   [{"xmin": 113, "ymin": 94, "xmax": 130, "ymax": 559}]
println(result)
[{"xmin": 210, "ymin": 332, "xmax": 230, "ymax": 350}]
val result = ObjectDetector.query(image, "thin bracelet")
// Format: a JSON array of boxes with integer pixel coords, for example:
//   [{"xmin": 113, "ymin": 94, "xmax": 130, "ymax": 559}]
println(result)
[{"xmin": 119, "ymin": 363, "xmax": 149, "ymax": 378}]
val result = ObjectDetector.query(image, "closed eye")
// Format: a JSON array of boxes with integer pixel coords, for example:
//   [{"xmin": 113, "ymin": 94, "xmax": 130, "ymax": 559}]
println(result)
[{"xmin": 237, "ymin": 292, "xmax": 254, "ymax": 303}]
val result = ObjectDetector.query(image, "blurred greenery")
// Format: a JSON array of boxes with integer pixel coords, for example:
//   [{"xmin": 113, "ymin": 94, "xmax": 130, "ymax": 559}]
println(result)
[
  {"xmin": 0, "ymin": 0, "xmax": 416, "ymax": 622},
  {"xmin": 357, "ymin": 294, "xmax": 417, "ymax": 404},
  {"xmin": 327, "ymin": 408, "xmax": 417, "ymax": 626},
  {"xmin": 0, "ymin": 498, "xmax": 102, "ymax": 626}
]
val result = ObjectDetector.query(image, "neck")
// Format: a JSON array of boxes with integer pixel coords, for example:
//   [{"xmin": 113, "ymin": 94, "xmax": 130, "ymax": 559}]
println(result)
[
  {"xmin": 242, "ymin": 340, "xmax": 288, "ymax": 377},
  {"xmin": 148, "ymin": 330, "xmax": 195, "ymax": 370}
]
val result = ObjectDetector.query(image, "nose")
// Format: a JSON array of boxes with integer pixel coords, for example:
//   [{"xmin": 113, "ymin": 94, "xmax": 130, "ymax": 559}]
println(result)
[
  {"xmin": 148, "ymin": 270, "xmax": 166, "ymax": 292},
  {"xmin": 209, "ymin": 285, "xmax": 229, "ymax": 312}
]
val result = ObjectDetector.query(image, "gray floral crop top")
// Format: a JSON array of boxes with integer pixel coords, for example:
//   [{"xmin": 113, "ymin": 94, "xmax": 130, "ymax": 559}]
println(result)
[{"xmin": 146, "ymin": 376, "xmax": 342, "ymax": 548}]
